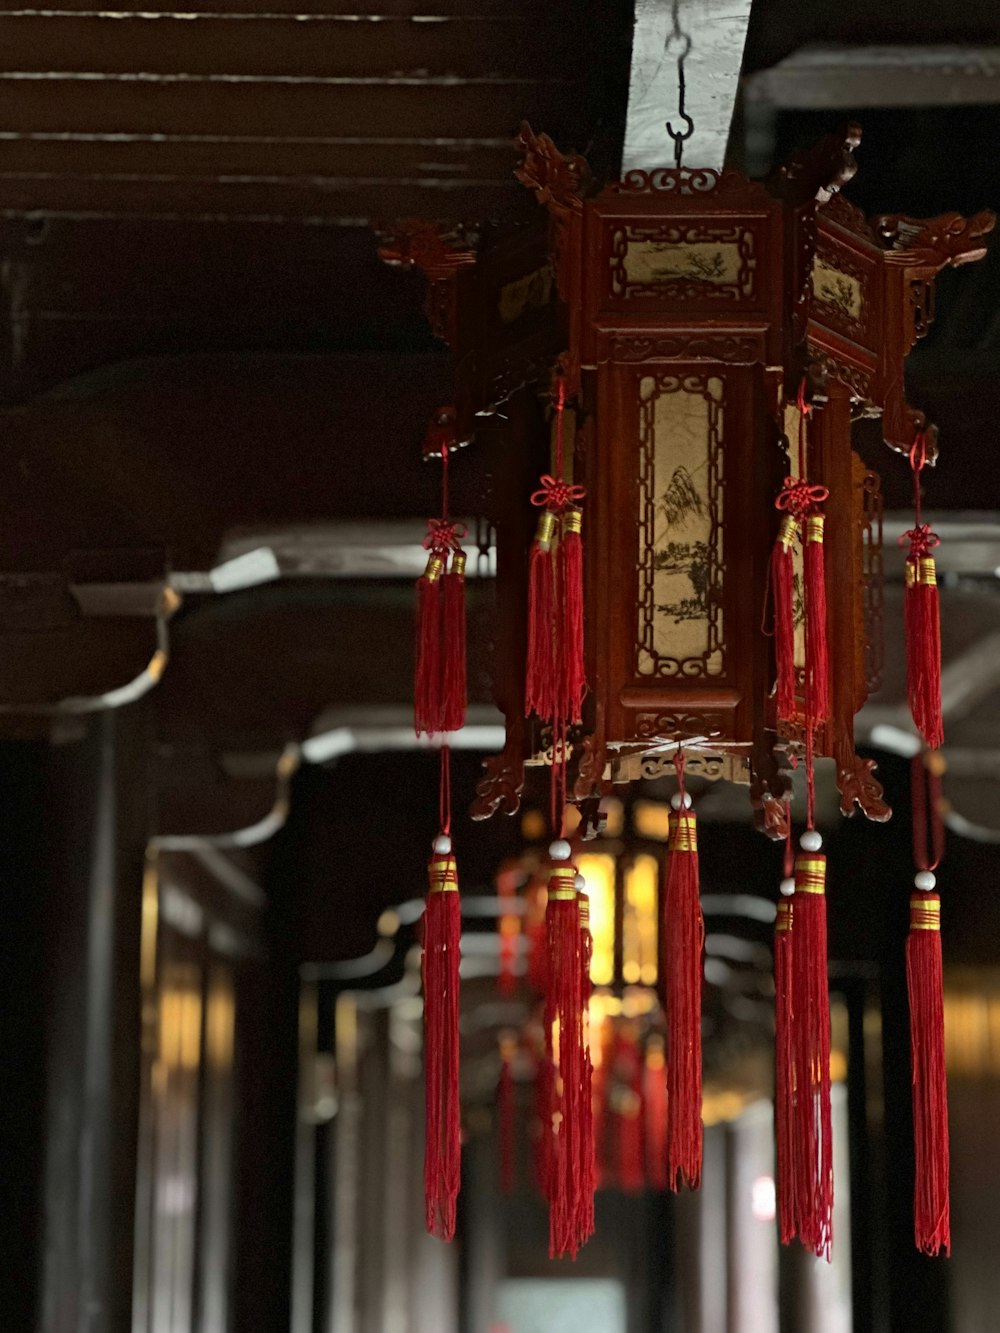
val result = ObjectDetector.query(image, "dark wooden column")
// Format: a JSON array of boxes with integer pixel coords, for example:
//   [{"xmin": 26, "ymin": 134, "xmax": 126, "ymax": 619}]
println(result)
[{"xmin": 0, "ymin": 706, "xmax": 153, "ymax": 1333}]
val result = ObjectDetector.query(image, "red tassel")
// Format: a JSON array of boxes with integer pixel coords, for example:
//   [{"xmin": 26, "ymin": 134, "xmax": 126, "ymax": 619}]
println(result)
[
  {"xmin": 576, "ymin": 889, "xmax": 595, "ymax": 1244},
  {"xmin": 423, "ymin": 846, "xmax": 462, "ymax": 1239},
  {"xmin": 644, "ymin": 1035, "xmax": 669, "ymax": 1191},
  {"xmin": 789, "ymin": 845, "xmax": 833, "ymax": 1260},
  {"xmin": 414, "ymin": 558, "xmax": 444, "ymax": 736},
  {"xmin": 613, "ymin": 1024, "xmax": 645, "ymax": 1193},
  {"xmin": 525, "ymin": 510, "xmax": 557, "ymax": 720},
  {"xmin": 907, "ymin": 890, "xmax": 950, "ymax": 1255},
  {"xmin": 439, "ymin": 551, "xmax": 467, "ymax": 733},
  {"xmin": 774, "ymin": 893, "xmax": 796, "ymax": 1244},
  {"xmin": 904, "ymin": 540, "xmax": 943, "ymax": 751},
  {"xmin": 544, "ymin": 861, "xmax": 586, "ymax": 1258},
  {"xmin": 498, "ymin": 1033, "xmax": 517, "ymax": 1197},
  {"xmin": 560, "ymin": 507, "xmax": 586, "ymax": 723},
  {"xmin": 664, "ymin": 802, "xmax": 704, "ymax": 1190},
  {"xmin": 772, "ymin": 513, "xmax": 799, "ymax": 721},
  {"xmin": 803, "ymin": 513, "xmax": 830, "ymax": 724}
]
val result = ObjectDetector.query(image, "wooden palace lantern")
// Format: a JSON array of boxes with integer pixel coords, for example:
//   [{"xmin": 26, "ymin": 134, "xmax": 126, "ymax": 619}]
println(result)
[{"xmin": 387, "ymin": 122, "xmax": 994, "ymax": 1260}]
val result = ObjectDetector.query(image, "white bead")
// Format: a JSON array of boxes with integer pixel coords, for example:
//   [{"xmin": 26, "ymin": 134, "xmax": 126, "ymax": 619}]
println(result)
[
  {"xmin": 433, "ymin": 834, "xmax": 452, "ymax": 855},
  {"xmin": 800, "ymin": 829, "xmax": 823, "ymax": 852},
  {"xmin": 670, "ymin": 792, "xmax": 693, "ymax": 810},
  {"xmin": 549, "ymin": 838, "xmax": 572, "ymax": 862},
  {"xmin": 780, "ymin": 877, "xmax": 796, "ymax": 897},
  {"xmin": 574, "ymin": 873, "xmax": 586, "ymax": 891},
  {"xmin": 914, "ymin": 870, "xmax": 937, "ymax": 891}
]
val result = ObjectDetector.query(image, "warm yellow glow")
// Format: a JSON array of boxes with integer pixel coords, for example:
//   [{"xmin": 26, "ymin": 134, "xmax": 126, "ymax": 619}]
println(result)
[
  {"xmin": 632, "ymin": 799, "xmax": 671, "ymax": 841},
  {"xmin": 140, "ymin": 856, "xmax": 159, "ymax": 991},
  {"xmin": 578, "ymin": 852, "xmax": 616, "ymax": 986},
  {"xmin": 624, "ymin": 853, "xmax": 659, "ymax": 986},
  {"xmin": 943, "ymin": 987, "xmax": 1000, "ymax": 1074},
  {"xmin": 205, "ymin": 970, "xmax": 235, "ymax": 1068},
  {"xmin": 520, "ymin": 809, "xmax": 546, "ymax": 841},
  {"xmin": 157, "ymin": 968, "xmax": 202, "ymax": 1072}
]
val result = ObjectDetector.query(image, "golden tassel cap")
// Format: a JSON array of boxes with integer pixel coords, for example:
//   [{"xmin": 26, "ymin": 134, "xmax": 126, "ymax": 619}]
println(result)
[
  {"xmin": 909, "ymin": 895, "xmax": 941, "ymax": 930},
  {"xmin": 423, "ymin": 551, "xmax": 445, "ymax": 582},
  {"xmin": 778, "ymin": 513, "xmax": 799, "ymax": 549},
  {"xmin": 794, "ymin": 853, "xmax": 826, "ymax": 895},
  {"xmin": 428, "ymin": 854, "xmax": 459, "ymax": 893},
  {"xmin": 534, "ymin": 509, "xmax": 557, "ymax": 551},
  {"xmin": 451, "ymin": 549, "xmax": 467, "ymax": 577},
  {"xmin": 547, "ymin": 863, "xmax": 578, "ymax": 901},
  {"xmin": 563, "ymin": 507, "xmax": 583, "ymax": 537},
  {"xmin": 669, "ymin": 811, "xmax": 698, "ymax": 853},
  {"xmin": 804, "ymin": 514, "xmax": 825, "ymax": 544}
]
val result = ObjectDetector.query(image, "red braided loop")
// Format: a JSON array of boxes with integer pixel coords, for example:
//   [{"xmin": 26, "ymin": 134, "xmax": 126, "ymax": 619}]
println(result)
[
  {"xmin": 531, "ymin": 474, "xmax": 586, "ymax": 513},
  {"xmin": 775, "ymin": 476, "xmax": 829, "ymax": 519},
  {"xmin": 422, "ymin": 517, "xmax": 467, "ymax": 557},
  {"xmin": 909, "ymin": 432, "xmax": 930, "ymax": 475},
  {"xmin": 902, "ymin": 523, "xmax": 940, "ymax": 559}
]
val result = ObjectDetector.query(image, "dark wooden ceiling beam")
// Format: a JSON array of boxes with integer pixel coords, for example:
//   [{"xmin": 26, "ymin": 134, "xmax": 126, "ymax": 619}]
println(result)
[{"xmin": 0, "ymin": 13, "xmax": 575, "ymax": 79}]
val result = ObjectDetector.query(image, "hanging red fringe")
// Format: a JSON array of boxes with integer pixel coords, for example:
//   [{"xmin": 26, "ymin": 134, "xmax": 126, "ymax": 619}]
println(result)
[
  {"xmin": 560, "ymin": 506, "xmax": 586, "ymax": 723},
  {"xmin": 907, "ymin": 891, "xmax": 950, "ymax": 1255},
  {"xmin": 644, "ymin": 1035, "xmax": 669, "ymax": 1190},
  {"xmin": 498, "ymin": 1033, "xmax": 517, "ymax": 1197},
  {"xmin": 904, "ymin": 531, "xmax": 943, "ymax": 751},
  {"xmin": 576, "ymin": 888, "xmax": 596, "ymax": 1244},
  {"xmin": 440, "ymin": 549, "xmax": 467, "ymax": 733},
  {"xmin": 774, "ymin": 892, "xmax": 796, "ymax": 1243},
  {"xmin": 903, "ymin": 432, "xmax": 944, "ymax": 750},
  {"xmin": 803, "ymin": 512, "xmax": 830, "ymax": 723},
  {"xmin": 423, "ymin": 841, "xmax": 462, "ymax": 1240},
  {"xmin": 525, "ymin": 375, "xmax": 587, "ymax": 725},
  {"xmin": 414, "ymin": 555, "xmax": 444, "ymax": 735},
  {"xmin": 908, "ymin": 751, "xmax": 949, "ymax": 1255},
  {"xmin": 415, "ymin": 440, "xmax": 467, "ymax": 737},
  {"xmin": 544, "ymin": 861, "xmax": 586, "ymax": 1258},
  {"xmin": 789, "ymin": 842, "xmax": 833, "ymax": 1260},
  {"xmin": 771, "ymin": 512, "xmax": 799, "ymax": 721},
  {"xmin": 664, "ymin": 778, "xmax": 704, "ymax": 1191},
  {"xmin": 525, "ymin": 508, "xmax": 557, "ymax": 720}
]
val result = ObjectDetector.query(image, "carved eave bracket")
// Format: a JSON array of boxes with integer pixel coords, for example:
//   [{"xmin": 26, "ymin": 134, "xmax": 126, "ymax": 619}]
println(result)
[
  {"xmin": 875, "ymin": 207, "xmax": 995, "ymax": 460},
  {"xmin": 377, "ymin": 218, "xmax": 477, "ymax": 349}
]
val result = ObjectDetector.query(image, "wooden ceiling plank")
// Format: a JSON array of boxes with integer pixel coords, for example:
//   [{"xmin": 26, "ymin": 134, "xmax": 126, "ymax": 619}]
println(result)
[
  {"xmin": 0, "ymin": 174, "xmax": 528, "ymax": 222},
  {"xmin": 0, "ymin": 77, "xmax": 574, "ymax": 141},
  {"xmin": 0, "ymin": 0, "xmax": 577, "ymax": 15},
  {"xmin": 0, "ymin": 13, "xmax": 575, "ymax": 80},
  {"xmin": 0, "ymin": 134, "xmax": 519, "ymax": 183}
]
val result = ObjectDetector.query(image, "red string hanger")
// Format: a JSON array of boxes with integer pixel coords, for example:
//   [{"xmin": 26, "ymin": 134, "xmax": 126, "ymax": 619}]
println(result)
[
  {"xmin": 902, "ymin": 434, "xmax": 944, "ymax": 751},
  {"xmin": 525, "ymin": 369, "xmax": 587, "ymax": 729},
  {"xmin": 415, "ymin": 438, "xmax": 467, "ymax": 739},
  {"xmin": 663, "ymin": 751, "xmax": 704, "ymax": 1191},
  {"xmin": 907, "ymin": 751, "xmax": 950, "ymax": 1256},
  {"xmin": 771, "ymin": 381, "xmax": 830, "ymax": 728}
]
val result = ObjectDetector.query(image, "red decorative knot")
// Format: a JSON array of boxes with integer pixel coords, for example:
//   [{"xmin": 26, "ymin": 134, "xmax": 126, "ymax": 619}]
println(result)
[
  {"xmin": 774, "ymin": 476, "xmax": 829, "ymax": 519},
  {"xmin": 422, "ymin": 517, "xmax": 466, "ymax": 557},
  {"xmin": 901, "ymin": 522, "xmax": 940, "ymax": 558},
  {"xmin": 530, "ymin": 474, "xmax": 587, "ymax": 512}
]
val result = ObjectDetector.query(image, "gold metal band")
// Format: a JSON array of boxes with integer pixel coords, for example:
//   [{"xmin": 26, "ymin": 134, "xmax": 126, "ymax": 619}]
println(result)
[
  {"xmin": 548, "ymin": 865, "xmax": 578, "ymax": 901},
  {"xmin": 906, "ymin": 556, "xmax": 937, "ymax": 588},
  {"xmin": 778, "ymin": 514, "xmax": 799, "ymax": 549},
  {"xmin": 577, "ymin": 892, "xmax": 590, "ymax": 925},
  {"xmin": 670, "ymin": 812, "xmax": 698, "ymax": 853},
  {"xmin": 563, "ymin": 507, "xmax": 583, "ymax": 537},
  {"xmin": 776, "ymin": 900, "xmax": 793, "ymax": 932},
  {"xmin": 428, "ymin": 854, "xmax": 459, "ymax": 893},
  {"xmin": 535, "ymin": 509, "xmax": 557, "ymax": 550},
  {"xmin": 909, "ymin": 895, "xmax": 941, "ymax": 931},
  {"xmin": 451, "ymin": 550, "xmax": 467, "ymax": 577},
  {"xmin": 804, "ymin": 514, "xmax": 825, "ymax": 544},
  {"xmin": 424, "ymin": 552, "xmax": 445, "ymax": 583},
  {"xmin": 794, "ymin": 854, "xmax": 826, "ymax": 895}
]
